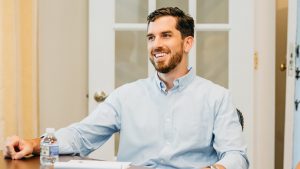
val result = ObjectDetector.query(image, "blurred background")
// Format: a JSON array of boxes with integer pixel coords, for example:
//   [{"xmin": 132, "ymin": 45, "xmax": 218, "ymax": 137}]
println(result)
[{"xmin": 0, "ymin": 0, "xmax": 299, "ymax": 169}]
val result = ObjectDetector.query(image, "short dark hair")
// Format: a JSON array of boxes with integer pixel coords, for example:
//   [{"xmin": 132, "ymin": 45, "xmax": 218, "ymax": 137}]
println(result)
[{"xmin": 147, "ymin": 7, "xmax": 194, "ymax": 38}]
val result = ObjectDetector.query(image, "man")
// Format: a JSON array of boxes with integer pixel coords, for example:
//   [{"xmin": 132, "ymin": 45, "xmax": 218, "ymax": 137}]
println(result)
[{"xmin": 4, "ymin": 7, "xmax": 249, "ymax": 169}]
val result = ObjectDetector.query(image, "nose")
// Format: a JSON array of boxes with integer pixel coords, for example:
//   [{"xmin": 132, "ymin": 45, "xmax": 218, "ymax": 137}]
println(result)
[{"xmin": 152, "ymin": 37, "xmax": 163, "ymax": 48}]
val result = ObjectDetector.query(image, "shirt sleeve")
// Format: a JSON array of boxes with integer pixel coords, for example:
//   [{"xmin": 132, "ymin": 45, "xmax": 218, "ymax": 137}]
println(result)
[
  {"xmin": 213, "ymin": 91, "xmax": 249, "ymax": 169},
  {"xmin": 55, "ymin": 93, "xmax": 121, "ymax": 156}
]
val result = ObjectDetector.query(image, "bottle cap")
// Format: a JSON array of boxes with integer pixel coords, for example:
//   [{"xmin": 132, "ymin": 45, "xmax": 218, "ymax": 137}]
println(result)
[{"xmin": 46, "ymin": 128, "xmax": 55, "ymax": 133}]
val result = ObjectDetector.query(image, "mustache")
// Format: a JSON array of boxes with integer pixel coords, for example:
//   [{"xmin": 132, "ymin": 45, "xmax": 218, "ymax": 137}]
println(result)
[{"xmin": 151, "ymin": 47, "xmax": 169, "ymax": 55}]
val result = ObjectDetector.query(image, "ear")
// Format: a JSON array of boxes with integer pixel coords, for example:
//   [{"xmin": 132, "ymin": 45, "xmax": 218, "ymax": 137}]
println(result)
[{"xmin": 183, "ymin": 36, "xmax": 194, "ymax": 53}]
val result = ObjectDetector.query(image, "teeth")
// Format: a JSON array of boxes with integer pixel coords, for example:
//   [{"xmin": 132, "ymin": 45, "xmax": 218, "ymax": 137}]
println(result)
[{"xmin": 155, "ymin": 53, "xmax": 167, "ymax": 58}]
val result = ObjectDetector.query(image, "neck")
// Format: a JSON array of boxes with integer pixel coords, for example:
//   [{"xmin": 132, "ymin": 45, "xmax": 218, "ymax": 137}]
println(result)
[{"xmin": 158, "ymin": 65, "xmax": 189, "ymax": 90}]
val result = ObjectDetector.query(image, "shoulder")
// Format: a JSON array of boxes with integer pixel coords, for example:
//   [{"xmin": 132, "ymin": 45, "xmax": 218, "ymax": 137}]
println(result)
[
  {"xmin": 117, "ymin": 77, "xmax": 152, "ymax": 92},
  {"xmin": 106, "ymin": 76, "xmax": 153, "ymax": 101},
  {"xmin": 192, "ymin": 76, "xmax": 229, "ymax": 96},
  {"xmin": 189, "ymin": 76, "xmax": 232, "ymax": 111}
]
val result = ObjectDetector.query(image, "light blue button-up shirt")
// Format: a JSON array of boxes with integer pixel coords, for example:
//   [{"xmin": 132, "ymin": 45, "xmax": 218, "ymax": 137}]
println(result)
[{"xmin": 55, "ymin": 69, "xmax": 249, "ymax": 169}]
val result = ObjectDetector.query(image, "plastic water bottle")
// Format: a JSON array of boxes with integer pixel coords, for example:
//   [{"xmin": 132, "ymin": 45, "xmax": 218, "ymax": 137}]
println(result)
[{"xmin": 40, "ymin": 128, "xmax": 59, "ymax": 166}]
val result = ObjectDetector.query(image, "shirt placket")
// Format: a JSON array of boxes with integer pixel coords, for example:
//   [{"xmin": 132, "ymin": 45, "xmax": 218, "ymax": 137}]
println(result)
[{"xmin": 158, "ymin": 93, "xmax": 175, "ymax": 164}]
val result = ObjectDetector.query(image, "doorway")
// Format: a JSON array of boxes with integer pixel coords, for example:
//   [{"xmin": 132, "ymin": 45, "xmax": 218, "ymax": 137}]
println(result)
[{"xmin": 275, "ymin": 0, "xmax": 288, "ymax": 168}]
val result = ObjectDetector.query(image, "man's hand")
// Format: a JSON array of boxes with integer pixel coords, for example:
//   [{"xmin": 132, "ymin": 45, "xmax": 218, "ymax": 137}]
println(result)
[
  {"xmin": 203, "ymin": 164, "xmax": 226, "ymax": 169},
  {"xmin": 3, "ymin": 136, "xmax": 40, "ymax": 160}
]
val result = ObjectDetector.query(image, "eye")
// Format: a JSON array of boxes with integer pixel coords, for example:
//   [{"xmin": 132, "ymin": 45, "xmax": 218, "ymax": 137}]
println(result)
[
  {"xmin": 162, "ymin": 33, "xmax": 171, "ymax": 38},
  {"xmin": 147, "ymin": 35, "xmax": 154, "ymax": 41}
]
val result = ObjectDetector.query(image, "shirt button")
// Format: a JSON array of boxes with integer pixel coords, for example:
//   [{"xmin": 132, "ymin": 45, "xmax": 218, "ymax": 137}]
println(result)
[{"xmin": 160, "ymin": 159, "xmax": 164, "ymax": 163}]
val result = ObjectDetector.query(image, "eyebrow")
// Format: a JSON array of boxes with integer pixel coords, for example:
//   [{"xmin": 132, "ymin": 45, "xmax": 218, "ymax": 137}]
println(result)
[
  {"xmin": 161, "ymin": 31, "xmax": 172, "ymax": 34},
  {"xmin": 146, "ymin": 30, "xmax": 173, "ymax": 37},
  {"xmin": 146, "ymin": 33, "xmax": 153, "ymax": 38}
]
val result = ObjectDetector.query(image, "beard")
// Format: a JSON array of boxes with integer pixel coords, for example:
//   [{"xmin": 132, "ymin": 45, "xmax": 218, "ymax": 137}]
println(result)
[{"xmin": 149, "ymin": 47, "xmax": 183, "ymax": 73}]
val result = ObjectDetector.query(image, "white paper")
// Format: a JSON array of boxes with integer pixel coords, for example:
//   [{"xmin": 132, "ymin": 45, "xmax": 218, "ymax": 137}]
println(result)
[{"xmin": 54, "ymin": 160, "xmax": 131, "ymax": 169}]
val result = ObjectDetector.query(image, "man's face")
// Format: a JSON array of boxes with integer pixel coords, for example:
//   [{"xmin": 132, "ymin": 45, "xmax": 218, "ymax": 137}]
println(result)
[{"xmin": 147, "ymin": 16, "xmax": 184, "ymax": 73}]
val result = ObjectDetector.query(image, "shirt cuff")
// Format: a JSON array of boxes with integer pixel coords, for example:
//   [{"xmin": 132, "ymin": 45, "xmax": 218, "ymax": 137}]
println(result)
[{"xmin": 216, "ymin": 151, "xmax": 249, "ymax": 169}]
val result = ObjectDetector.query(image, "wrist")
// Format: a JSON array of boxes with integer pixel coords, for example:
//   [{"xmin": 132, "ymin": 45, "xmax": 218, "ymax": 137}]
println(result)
[
  {"xmin": 210, "ymin": 165, "xmax": 218, "ymax": 169},
  {"xmin": 30, "ymin": 138, "xmax": 41, "ymax": 155},
  {"xmin": 207, "ymin": 164, "xmax": 226, "ymax": 169},
  {"xmin": 214, "ymin": 164, "xmax": 226, "ymax": 169}
]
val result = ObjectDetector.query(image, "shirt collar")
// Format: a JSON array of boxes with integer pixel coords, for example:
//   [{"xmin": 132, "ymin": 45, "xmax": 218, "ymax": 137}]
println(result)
[{"xmin": 154, "ymin": 67, "xmax": 195, "ymax": 93}]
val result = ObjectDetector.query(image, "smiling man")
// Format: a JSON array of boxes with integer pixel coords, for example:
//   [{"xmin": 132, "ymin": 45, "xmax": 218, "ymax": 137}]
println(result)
[{"xmin": 4, "ymin": 7, "xmax": 249, "ymax": 169}]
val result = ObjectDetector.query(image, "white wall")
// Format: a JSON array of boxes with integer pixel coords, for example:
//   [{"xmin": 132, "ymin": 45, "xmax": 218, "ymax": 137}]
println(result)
[{"xmin": 38, "ymin": 0, "xmax": 88, "ymax": 134}]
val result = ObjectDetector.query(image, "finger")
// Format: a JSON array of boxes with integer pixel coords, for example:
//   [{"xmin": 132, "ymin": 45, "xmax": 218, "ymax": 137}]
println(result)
[
  {"xmin": 4, "ymin": 145, "xmax": 16, "ymax": 157},
  {"xmin": 12, "ymin": 150, "xmax": 28, "ymax": 160},
  {"xmin": 3, "ymin": 146, "xmax": 14, "ymax": 158},
  {"xmin": 4, "ymin": 136, "xmax": 19, "ymax": 158},
  {"xmin": 12, "ymin": 140, "xmax": 34, "ymax": 159},
  {"xmin": 3, "ymin": 145, "xmax": 16, "ymax": 158}
]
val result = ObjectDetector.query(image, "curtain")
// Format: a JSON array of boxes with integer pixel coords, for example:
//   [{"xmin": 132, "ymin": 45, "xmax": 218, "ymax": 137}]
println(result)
[{"xmin": 0, "ymin": 0, "xmax": 38, "ymax": 146}]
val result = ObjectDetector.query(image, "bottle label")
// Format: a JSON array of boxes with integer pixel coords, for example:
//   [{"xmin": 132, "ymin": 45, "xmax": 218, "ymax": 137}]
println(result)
[
  {"xmin": 41, "ymin": 145, "xmax": 50, "ymax": 156},
  {"xmin": 49, "ymin": 145, "xmax": 59, "ymax": 156},
  {"xmin": 41, "ymin": 144, "xmax": 59, "ymax": 156}
]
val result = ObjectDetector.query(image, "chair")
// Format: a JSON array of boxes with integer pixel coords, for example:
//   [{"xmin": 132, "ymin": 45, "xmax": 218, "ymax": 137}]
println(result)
[{"xmin": 236, "ymin": 109, "xmax": 244, "ymax": 131}]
